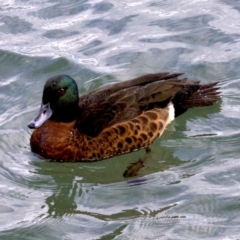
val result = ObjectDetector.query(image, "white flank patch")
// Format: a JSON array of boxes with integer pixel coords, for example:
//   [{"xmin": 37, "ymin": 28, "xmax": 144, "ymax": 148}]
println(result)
[{"xmin": 167, "ymin": 102, "xmax": 175, "ymax": 124}]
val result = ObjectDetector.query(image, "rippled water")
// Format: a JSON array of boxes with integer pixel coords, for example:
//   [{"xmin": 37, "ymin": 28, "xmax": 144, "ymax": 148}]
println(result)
[{"xmin": 0, "ymin": 0, "xmax": 240, "ymax": 239}]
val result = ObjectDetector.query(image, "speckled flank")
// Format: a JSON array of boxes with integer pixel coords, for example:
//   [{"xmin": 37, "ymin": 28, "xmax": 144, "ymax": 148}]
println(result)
[
  {"xmin": 89, "ymin": 108, "xmax": 170, "ymax": 161},
  {"xmin": 30, "ymin": 107, "xmax": 170, "ymax": 162}
]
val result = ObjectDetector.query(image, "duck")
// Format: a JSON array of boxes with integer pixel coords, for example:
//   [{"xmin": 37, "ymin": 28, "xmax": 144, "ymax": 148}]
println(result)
[{"xmin": 28, "ymin": 72, "xmax": 220, "ymax": 162}]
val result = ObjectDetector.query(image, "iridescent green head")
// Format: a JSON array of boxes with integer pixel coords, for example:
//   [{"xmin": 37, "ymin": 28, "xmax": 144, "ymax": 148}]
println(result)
[{"xmin": 28, "ymin": 75, "xmax": 79, "ymax": 129}]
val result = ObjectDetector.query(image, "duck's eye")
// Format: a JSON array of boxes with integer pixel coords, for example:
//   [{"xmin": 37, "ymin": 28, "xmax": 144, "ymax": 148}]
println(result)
[{"xmin": 58, "ymin": 88, "xmax": 65, "ymax": 95}]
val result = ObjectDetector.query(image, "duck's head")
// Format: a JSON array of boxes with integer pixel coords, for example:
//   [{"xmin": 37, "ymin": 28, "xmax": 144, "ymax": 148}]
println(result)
[{"xmin": 28, "ymin": 75, "xmax": 79, "ymax": 129}]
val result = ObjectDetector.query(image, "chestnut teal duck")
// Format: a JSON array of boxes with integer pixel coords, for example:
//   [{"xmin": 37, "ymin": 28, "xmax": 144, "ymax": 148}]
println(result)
[{"xmin": 28, "ymin": 72, "xmax": 220, "ymax": 162}]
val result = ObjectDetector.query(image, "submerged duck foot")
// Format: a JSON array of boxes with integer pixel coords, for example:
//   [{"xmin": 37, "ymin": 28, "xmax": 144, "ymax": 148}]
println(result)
[{"xmin": 123, "ymin": 147, "xmax": 151, "ymax": 178}]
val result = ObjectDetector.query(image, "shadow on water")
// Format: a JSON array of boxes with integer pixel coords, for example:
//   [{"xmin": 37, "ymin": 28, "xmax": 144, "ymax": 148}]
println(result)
[{"xmin": 31, "ymin": 145, "xmax": 182, "ymax": 218}]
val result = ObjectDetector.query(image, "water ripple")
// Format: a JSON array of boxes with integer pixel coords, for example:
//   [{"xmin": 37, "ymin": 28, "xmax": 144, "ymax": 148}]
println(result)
[{"xmin": 0, "ymin": 0, "xmax": 239, "ymax": 239}]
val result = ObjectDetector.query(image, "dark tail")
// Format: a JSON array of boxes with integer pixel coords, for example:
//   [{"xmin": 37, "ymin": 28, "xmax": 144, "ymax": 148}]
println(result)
[{"xmin": 172, "ymin": 82, "xmax": 221, "ymax": 117}]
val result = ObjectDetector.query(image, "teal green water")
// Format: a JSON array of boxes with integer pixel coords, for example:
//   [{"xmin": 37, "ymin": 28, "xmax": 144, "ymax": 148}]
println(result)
[{"xmin": 0, "ymin": 0, "xmax": 240, "ymax": 239}]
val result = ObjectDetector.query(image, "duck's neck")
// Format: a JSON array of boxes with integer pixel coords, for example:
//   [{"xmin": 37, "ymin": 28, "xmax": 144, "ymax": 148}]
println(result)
[{"xmin": 50, "ymin": 104, "xmax": 79, "ymax": 123}]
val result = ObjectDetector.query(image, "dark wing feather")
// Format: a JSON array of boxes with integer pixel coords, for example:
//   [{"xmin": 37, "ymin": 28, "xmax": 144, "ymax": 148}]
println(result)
[
  {"xmin": 77, "ymin": 87, "xmax": 142, "ymax": 137},
  {"xmin": 78, "ymin": 72, "xmax": 183, "ymax": 108},
  {"xmin": 76, "ymin": 72, "xmax": 202, "ymax": 137}
]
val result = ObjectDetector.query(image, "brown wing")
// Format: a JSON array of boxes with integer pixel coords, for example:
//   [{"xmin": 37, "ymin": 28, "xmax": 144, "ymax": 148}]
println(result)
[{"xmin": 76, "ymin": 72, "xmax": 199, "ymax": 137}]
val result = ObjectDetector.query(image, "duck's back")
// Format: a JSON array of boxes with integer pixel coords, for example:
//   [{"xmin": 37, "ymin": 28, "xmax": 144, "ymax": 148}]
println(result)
[{"xmin": 75, "ymin": 73, "xmax": 219, "ymax": 138}]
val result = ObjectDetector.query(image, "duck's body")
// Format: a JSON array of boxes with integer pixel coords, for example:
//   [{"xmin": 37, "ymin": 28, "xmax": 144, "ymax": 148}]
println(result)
[
  {"xmin": 28, "ymin": 72, "xmax": 220, "ymax": 162},
  {"xmin": 30, "ymin": 108, "xmax": 172, "ymax": 161}
]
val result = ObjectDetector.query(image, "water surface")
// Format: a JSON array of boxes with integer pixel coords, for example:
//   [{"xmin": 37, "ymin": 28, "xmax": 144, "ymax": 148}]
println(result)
[{"xmin": 0, "ymin": 0, "xmax": 240, "ymax": 239}]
